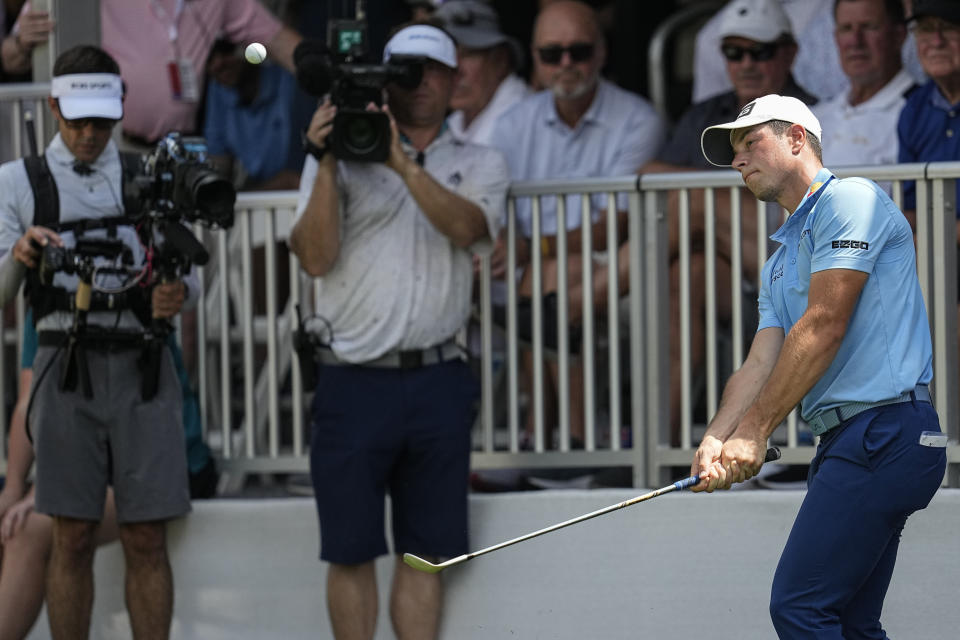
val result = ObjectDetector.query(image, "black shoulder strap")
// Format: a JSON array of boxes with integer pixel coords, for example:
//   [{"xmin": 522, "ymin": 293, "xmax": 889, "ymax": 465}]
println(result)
[
  {"xmin": 119, "ymin": 151, "xmax": 144, "ymax": 217},
  {"xmin": 23, "ymin": 155, "xmax": 60, "ymax": 227}
]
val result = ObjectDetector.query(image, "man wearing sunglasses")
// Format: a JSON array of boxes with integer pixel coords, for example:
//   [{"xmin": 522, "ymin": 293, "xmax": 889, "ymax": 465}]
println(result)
[
  {"xmin": 489, "ymin": 0, "xmax": 664, "ymax": 449},
  {"xmin": 0, "ymin": 45, "xmax": 197, "ymax": 640},
  {"xmin": 641, "ymin": 0, "xmax": 816, "ymax": 447}
]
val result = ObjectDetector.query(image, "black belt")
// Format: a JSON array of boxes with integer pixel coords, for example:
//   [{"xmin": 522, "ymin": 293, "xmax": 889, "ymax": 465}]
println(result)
[
  {"xmin": 317, "ymin": 341, "xmax": 464, "ymax": 369},
  {"xmin": 38, "ymin": 329, "xmax": 145, "ymax": 351}
]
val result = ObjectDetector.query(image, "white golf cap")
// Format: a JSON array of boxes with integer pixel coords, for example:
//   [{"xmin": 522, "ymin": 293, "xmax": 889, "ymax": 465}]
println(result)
[
  {"xmin": 701, "ymin": 94, "xmax": 821, "ymax": 167},
  {"xmin": 718, "ymin": 0, "xmax": 793, "ymax": 43},
  {"xmin": 51, "ymin": 73, "xmax": 123, "ymax": 120},
  {"xmin": 383, "ymin": 24, "xmax": 457, "ymax": 69}
]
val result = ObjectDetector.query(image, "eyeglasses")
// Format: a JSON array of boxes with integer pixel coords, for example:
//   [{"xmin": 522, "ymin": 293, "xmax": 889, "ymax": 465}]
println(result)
[
  {"xmin": 721, "ymin": 42, "xmax": 780, "ymax": 62},
  {"xmin": 910, "ymin": 18, "xmax": 960, "ymax": 40},
  {"xmin": 537, "ymin": 42, "xmax": 595, "ymax": 65},
  {"xmin": 61, "ymin": 116, "xmax": 117, "ymax": 131}
]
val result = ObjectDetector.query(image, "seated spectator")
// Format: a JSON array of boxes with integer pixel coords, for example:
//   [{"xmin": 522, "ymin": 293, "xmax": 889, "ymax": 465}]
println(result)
[
  {"xmin": 644, "ymin": 0, "xmax": 816, "ymax": 446},
  {"xmin": 693, "ymin": 0, "xmax": 926, "ymax": 106},
  {"xmin": 897, "ymin": 0, "xmax": 960, "ymax": 416},
  {"xmin": 436, "ymin": 0, "xmax": 530, "ymax": 145},
  {"xmin": 491, "ymin": 0, "xmax": 664, "ymax": 448},
  {"xmin": 203, "ymin": 38, "xmax": 304, "ymax": 191},
  {"xmin": 813, "ymin": 0, "xmax": 914, "ymax": 172}
]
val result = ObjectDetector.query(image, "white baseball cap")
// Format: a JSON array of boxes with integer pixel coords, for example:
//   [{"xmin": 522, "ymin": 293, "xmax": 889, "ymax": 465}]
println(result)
[
  {"xmin": 51, "ymin": 73, "xmax": 123, "ymax": 120},
  {"xmin": 718, "ymin": 0, "xmax": 793, "ymax": 43},
  {"xmin": 701, "ymin": 94, "xmax": 821, "ymax": 167},
  {"xmin": 383, "ymin": 24, "xmax": 458, "ymax": 69}
]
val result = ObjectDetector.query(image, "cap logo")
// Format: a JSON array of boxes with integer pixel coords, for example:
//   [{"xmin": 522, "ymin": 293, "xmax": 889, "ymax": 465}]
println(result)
[{"xmin": 738, "ymin": 101, "xmax": 756, "ymax": 118}]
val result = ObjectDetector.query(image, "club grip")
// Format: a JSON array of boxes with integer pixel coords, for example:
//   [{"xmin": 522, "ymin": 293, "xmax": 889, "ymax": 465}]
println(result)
[{"xmin": 676, "ymin": 446, "xmax": 782, "ymax": 490}]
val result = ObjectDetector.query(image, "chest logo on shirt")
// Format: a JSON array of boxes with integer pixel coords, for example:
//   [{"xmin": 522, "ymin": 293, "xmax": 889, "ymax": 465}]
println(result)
[
  {"xmin": 771, "ymin": 265, "xmax": 784, "ymax": 284},
  {"xmin": 831, "ymin": 239, "xmax": 869, "ymax": 250}
]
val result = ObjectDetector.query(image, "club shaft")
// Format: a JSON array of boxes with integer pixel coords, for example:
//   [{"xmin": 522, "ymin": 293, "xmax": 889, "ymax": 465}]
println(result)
[
  {"xmin": 441, "ymin": 447, "xmax": 780, "ymax": 570},
  {"xmin": 462, "ymin": 482, "xmax": 685, "ymax": 564}
]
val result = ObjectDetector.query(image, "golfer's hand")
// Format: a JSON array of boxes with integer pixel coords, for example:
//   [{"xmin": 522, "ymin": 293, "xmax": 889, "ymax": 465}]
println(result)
[
  {"xmin": 690, "ymin": 435, "xmax": 725, "ymax": 493},
  {"xmin": 718, "ymin": 434, "xmax": 767, "ymax": 489}
]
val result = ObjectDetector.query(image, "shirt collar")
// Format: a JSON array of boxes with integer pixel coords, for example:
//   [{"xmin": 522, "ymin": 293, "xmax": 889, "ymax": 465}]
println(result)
[
  {"xmin": 545, "ymin": 79, "xmax": 605, "ymax": 129},
  {"xmin": 845, "ymin": 69, "xmax": 916, "ymax": 112},
  {"xmin": 770, "ymin": 168, "xmax": 835, "ymax": 243},
  {"xmin": 399, "ymin": 121, "xmax": 451, "ymax": 155},
  {"xmin": 930, "ymin": 81, "xmax": 960, "ymax": 110},
  {"xmin": 47, "ymin": 133, "xmax": 118, "ymax": 171}
]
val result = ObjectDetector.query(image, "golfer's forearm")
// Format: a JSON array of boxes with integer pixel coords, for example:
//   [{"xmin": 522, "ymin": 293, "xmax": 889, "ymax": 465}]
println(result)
[
  {"xmin": 704, "ymin": 364, "xmax": 768, "ymax": 442},
  {"xmin": 740, "ymin": 310, "xmax": 845, "ymax": 439}
]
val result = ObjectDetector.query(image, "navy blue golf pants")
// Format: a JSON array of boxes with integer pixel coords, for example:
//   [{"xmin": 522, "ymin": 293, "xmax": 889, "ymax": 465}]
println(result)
[{"xmin": 770, "ymin": 400, "xmax": 945, "ymax": 639}]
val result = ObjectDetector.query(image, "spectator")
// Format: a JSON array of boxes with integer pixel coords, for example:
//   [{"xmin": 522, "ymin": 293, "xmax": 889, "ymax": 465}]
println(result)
[
  {"xmin": 814, "ymin": 0, "xmax": 914, "ymax": 170},
  {"xmin": 0, "ymin": 45, "xmax": 199, "ymax": 639},
  {"xmin": 899, "ymin": 0, "xmax": 960, "ymax": 218},
  {"xmin": 435, "ymin": 0, "xmax": 530, "ymax": 145},
  {"xmin": 693, "ymin": 0, "xmax": 926, "ymax": 106},
  {"xmin": 100, "ymin": 0, "xmax": 301, "ymax": 149},
  {"xmin": 643, "ymin": 0, "xmax": 815, "ymax": 446},
  {"xmin": 490, "ymin": 0, "xmax": 664, "ymax": 449},
  {"xmin": 0, "ymin": 317, "xmax": 216, "ymax": 640},
  {"xmin": 288, "ymin": 24, "xmax": 507, "ymax": 640},
  {"xmin": 0, "ymin": 1, "xmax": 51, "ymax": 79},
  {"xmin": 897, "ymin": 0, "xmax": 960, "ymax": 426},
  {"xmin": 203, "ymin": 38, "xmax": 303, "ymax": 190}
]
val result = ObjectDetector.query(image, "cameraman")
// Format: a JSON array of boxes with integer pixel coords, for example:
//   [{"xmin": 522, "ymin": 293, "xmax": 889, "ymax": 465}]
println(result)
[
  {"xmin": 289, "ymin": 24, "xmax": 508, "ymax": 640},
  {"xmin": 0, "ymin": 46, "xmax": 197, "ymax": 639}
]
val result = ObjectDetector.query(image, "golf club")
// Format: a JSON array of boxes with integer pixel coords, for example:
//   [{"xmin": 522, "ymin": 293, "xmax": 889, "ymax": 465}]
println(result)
[{"xmin": 404, "ymin": 446, "xmax": 782, "ymax": 573}]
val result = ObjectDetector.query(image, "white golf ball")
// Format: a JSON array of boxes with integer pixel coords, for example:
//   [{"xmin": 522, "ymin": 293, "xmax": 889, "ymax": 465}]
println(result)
[{"xmin": 245, "ymin": 42, "xmax": 267, "ymax": 64}]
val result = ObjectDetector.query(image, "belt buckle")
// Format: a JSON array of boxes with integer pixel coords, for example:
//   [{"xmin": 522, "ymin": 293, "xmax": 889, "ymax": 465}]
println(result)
[{"xmin": 399, "ymin": 350, "xmax": 423, "ymax": 369}]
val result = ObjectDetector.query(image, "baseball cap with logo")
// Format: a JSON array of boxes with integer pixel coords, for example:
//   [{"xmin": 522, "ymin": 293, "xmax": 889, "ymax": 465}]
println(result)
[
  {"xmin": 434, "ymin": 1, "xmax": 525, "ymax": 68},
  {"xmin": 383, "ymin": 24, "xmax": 458, "ymax": 69},
  {"xmin": 907, "ymin": 0, "xmax": 960, "ymax": 24},
  {"xmin": 701, "ymin": 94, "xmax": 822, "ymax": 166},
  {"xmin": 50, "ymin": 73, "xmax": 124, "ymax": 120},
  {"xmin": 718, "ymin": 0, "xmax": 794, "ymax": 43}
]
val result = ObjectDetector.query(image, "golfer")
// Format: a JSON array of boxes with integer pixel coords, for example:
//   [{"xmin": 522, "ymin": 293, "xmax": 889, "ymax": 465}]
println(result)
[{"xmin": 691, "ymin": 93, "xmax": 947, "ymax": 638}]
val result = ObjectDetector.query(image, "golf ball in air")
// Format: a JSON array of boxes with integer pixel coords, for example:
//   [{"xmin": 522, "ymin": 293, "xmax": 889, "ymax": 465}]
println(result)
[{"xmin": 245, "ymin": 42, "xmax": 267, "ymax": 64}]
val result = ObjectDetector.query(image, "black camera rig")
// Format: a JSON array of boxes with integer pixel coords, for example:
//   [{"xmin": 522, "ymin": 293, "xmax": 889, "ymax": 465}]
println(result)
[{"xmin": 294, "ymin": 11, "xmax": 425, "ymax": 161}]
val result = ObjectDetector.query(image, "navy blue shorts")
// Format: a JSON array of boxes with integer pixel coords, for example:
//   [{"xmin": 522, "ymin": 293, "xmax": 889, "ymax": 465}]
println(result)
[
  {"xmin": 770, "ymin": 398, "xmax": 945, "ymax": 639},
  {"xmin": 309, "ymin": 359, "xmax": 477, "ymax": 564}
]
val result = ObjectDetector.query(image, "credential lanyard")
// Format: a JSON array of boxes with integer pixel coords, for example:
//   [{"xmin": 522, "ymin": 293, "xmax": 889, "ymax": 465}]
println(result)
[{"xmin": 149, "ymin": 0, "xmax": 186, "ymax": 49}]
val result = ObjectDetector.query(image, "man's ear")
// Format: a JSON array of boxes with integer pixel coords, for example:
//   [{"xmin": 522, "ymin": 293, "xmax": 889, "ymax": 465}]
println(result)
[
  {"xmin": 790, "ymin": 123, "xmax": 807, "ymax": 154},
  {"xmin": 47, "ymin": 96, "xmax": 58, "ymax": 118}
]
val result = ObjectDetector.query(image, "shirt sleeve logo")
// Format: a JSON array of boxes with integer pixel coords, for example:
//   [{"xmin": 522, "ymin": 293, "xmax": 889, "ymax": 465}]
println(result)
[{"xmin": 831, "ymin": 239, "xmax": 869, "ymax": 250}]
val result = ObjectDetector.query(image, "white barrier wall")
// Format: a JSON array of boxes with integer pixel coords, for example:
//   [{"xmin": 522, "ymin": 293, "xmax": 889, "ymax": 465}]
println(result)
[{"xmin": 27, "ymin": 489, "xmax": 960, "ymax": 639}]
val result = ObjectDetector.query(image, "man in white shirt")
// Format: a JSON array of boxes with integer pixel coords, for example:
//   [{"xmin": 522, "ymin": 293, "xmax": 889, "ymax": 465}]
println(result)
[
  {"xmin": 813, "ymin": 0, "xmax": 915, "ymax": 171},
  {"xmin": 435, "ymin": 0, "xmax": 531, "ymax": 146}
]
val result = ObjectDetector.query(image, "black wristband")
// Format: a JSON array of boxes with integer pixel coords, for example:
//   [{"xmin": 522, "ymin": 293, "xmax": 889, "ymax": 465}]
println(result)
[{"xmin": 301, "ymin": 128, "xmax": 328, "ymax": 161}]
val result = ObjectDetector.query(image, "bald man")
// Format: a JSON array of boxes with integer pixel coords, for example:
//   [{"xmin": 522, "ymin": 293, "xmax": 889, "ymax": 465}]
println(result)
[{"xmin": 491, "ymin": 0, "xmax": 664, "ymax": 448}]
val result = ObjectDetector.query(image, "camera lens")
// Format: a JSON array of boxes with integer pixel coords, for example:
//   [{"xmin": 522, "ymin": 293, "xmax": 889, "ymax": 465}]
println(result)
[{"xmin": 343, "ymin": 114, "xmax": 382, "ymax": 155}]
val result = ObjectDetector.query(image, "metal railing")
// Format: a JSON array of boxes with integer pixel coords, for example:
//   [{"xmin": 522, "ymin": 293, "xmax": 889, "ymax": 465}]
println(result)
[{"xmin": 2, "ymin": 162, "xmax": 959, "ymax": 487}]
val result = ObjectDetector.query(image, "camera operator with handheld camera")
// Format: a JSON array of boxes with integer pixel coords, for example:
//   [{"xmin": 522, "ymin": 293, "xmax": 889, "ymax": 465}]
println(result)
[
  {"xmin": 0, "ymin": 46, "xmax": 214, "ymax": 640},
  {"xmin": 289, "ymin": 22, "xmax": 508, "ymax": 640}
]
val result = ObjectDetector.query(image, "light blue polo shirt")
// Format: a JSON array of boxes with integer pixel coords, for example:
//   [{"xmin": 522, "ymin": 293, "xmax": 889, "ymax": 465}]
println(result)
[{"xmin": 757, "ymin": 168, "xmax": 933, "ymax": 421}]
